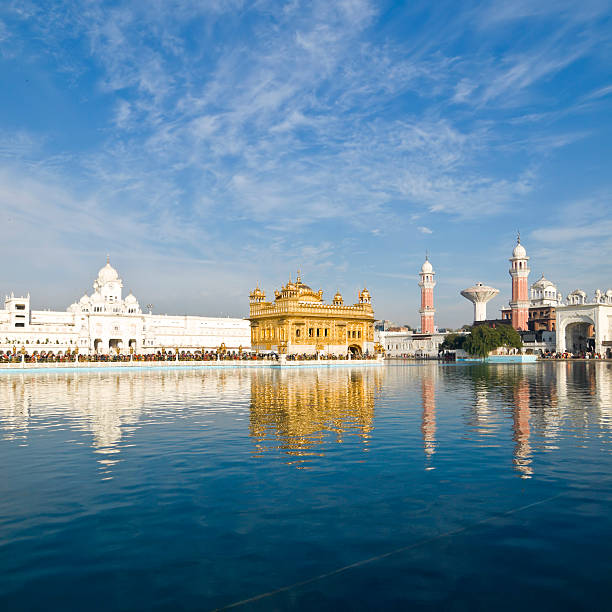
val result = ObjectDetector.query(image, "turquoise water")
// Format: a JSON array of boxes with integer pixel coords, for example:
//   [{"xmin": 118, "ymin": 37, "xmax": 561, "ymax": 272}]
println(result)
[{"xmin": 1, "ymin": 363, "xmax": 611, "ymax": 610}]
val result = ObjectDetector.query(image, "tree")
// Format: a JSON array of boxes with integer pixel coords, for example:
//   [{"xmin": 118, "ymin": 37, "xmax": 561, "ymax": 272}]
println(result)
[
  {"xmin": 495, "ymin": 324, "xmax": 522, "ymax": 350},
  {"xmin": 440, "ymin": 333, "xmax": 466, "ymax": 351},
  {"xmin": 464, "ymin": 325, "xmax": 522, "ymax": 358}
]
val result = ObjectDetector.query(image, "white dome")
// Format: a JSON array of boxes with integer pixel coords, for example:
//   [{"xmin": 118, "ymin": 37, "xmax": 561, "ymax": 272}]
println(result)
[
  {"xmin": 532, "ymin": 274, "xmax": 554, "ymax": 290},
  {"xmin": 79, "ymin": 293, "xmax": 90, "ymax": 304},
  {"xmin": 421, "ymin": 259, "xmax": 433, "ymax": 273},
  {"xmin": 125, "ymin": 293, "xmax": 138, "ymax": 304},
  {"xmin": 97, "ymin": 262, "xmax": 119, "ymax": 284},
  {"xmin": 512, "ymin": 242, "xmax": 527, "ymax": 258}
]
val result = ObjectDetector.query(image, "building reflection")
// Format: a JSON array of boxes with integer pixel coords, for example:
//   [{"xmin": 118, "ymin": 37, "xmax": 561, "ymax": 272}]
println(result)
[
  {"xmin": 3, "ymin": 362, "xmax": 611, "ymax": 478},
  {"xmin": 0, "ymin": 369, "xmax": 252, "ymax": 478},
  {"xmin": 512, "ymin": 377, "xmax": 532, "ymax": 478},
  {"xmin": 421, "ymin": 367, "xmax": 437, "ymax": 465},
  {"xmin": 249, "ymin": 368, "xmax": 383, "ymax": 467}
]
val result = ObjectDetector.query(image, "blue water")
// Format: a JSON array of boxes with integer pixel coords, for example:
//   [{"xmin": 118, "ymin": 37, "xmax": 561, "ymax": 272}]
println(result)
[{"xmin": 1, "ymin": 362, "xmax": 611, "ymax": 610}]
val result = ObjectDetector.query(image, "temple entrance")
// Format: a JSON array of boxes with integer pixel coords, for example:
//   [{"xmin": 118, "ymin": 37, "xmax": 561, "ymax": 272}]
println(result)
[
  {"xmin": 94, "ymin": 338, "xmax": 103, "ymax": 353},
  {"xmin": 565, "ymin": 322, "xmax": 594, "ymax": 354},
  {"xmin": 348, "ymin": 345, "xmax": 362, "ymax": 357},
  {"xmin": 109, "ymin": 338, "xmax": 123, "ymax": 353}
]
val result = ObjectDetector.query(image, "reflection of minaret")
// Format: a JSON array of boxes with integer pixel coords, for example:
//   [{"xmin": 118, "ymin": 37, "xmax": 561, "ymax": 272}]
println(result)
[
  {"xmin": 512, "ymin": 377, "xmax": 532, "ymax": 478},
  {"xmin": 421, "ymin": 367, "xmax": 436, "ymax": 464}
]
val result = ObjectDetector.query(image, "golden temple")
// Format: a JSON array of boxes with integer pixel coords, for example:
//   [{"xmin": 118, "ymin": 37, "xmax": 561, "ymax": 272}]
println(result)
[{"xmin": 249, "ymin": 272, "xmax": 375, "ymax": 356}]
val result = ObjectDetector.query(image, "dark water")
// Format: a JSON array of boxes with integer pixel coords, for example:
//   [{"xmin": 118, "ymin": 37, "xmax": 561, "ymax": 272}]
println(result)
[{"xmin": 1, "ymin": 362, "xmax": 611, "ymax": 610}]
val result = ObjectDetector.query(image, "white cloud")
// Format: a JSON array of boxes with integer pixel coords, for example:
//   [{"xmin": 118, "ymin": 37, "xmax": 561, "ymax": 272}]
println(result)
[{"xmin": 2, "ymin": 0, "xmax": 611, "ymax": 326}]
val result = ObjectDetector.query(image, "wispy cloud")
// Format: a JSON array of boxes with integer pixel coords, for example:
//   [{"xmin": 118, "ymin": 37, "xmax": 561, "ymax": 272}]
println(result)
[{"xmin": 1, "ymin": 0, "xmax": 611, "ymax": 325}]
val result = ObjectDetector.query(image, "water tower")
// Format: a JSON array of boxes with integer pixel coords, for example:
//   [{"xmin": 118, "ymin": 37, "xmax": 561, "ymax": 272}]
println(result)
[{"xmin": 461, "ymin": 283, "xmax": 500, "ymax": 323}]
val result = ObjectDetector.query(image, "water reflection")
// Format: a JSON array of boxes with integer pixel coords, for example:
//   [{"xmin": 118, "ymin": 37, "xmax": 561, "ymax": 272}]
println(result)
[
  {"xmin": 447, "ymin": 361, "xmax": 612, "ymax": 478},
  {"xmin": 0, "ymin": 369, "xmax": 252, "ymax": 477},
  {"xmin": 0, "ymin": 363, "xmax": 611, "ymax": 478},
  {"xmin": 512, "ymin": 377, "xmax": 532, "ymax": 478},
  {"xmin": 249, "ymin": 368, "xmax": 383, "ymax": 466},
  {"xmin": 421, "ymin": 368, "xmax": 436, "ymax": 465}
]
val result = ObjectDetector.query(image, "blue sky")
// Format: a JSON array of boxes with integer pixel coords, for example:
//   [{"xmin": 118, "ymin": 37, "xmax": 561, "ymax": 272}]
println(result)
[{"xmin": 1, "ymin": 0, "xmax": 611, "ymax": 327}]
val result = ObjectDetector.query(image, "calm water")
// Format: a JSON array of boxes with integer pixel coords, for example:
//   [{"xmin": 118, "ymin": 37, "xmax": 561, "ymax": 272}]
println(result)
[{"xmin": 1, "ymin": 362, "xmax": 611, "ymax": 610}]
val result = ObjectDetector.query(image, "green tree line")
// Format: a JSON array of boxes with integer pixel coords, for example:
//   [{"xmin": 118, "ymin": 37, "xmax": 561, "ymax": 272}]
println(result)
[{"xmin": 440, "ymin": 325, "xmax": 522, "ymax": 359}]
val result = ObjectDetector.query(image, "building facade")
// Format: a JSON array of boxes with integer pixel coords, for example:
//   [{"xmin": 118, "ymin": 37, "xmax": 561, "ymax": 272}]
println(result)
[
  {"xmin": 376, "ymin": 329, "xmax": 448, "ymax": 358},
  {"xmin": 0, "ymin": 261, "xmax": 251, "ymax": 355},
  {"xmin": 248, "ymin": 273, "xmax": 375, "ymax": 356}
]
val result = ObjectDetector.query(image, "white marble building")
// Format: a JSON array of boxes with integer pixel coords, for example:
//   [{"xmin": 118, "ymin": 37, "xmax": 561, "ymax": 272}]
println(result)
[
  {"xmin": 376, "ymin": 330, "xmax": 448, "ymax": 358},
  {"xmin": 556, "ymin": 301, "xmax": 612, "ymax": 355},
  {"xmin": 1, "ymin": 261, "xmax": 251, "ymax": 354},
  {"xmin": 529, "ymin": 274, "xmax": 563, "ymax": 307}
]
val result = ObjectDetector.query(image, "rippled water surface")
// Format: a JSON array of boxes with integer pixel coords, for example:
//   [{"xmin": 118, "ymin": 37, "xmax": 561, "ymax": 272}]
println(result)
[{"xmin": 1, "ymin": 362, "xmax": 612, "ymax": 610}]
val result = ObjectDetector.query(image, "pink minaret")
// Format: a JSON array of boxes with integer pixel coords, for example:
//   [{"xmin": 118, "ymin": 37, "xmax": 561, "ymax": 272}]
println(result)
[
  {"xmin": 419, "ymin": 255, "xmax": 436, "ymax": 334},
  {"xmin": 509, "ymin": 234, "xmax": 530, "ymax": 331}
]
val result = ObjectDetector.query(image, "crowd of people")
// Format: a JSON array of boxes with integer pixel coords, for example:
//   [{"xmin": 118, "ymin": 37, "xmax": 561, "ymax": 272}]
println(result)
[
  {"xmin": 0, "ymin": 349, "xmax": 378, "ymax": 364},
  {"xmin": 285, "ymin": 352, "xmax": 376, "ymax": 360},
  {"xmin": 540, "ymin": 350, "xmax": 611, "ymax": 360}
]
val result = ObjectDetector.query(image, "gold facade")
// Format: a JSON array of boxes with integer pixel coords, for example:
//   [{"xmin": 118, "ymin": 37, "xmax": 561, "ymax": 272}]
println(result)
[
  {"xmin": 249, "ymin": 369, "xmax": 383, "ymax": 465},
  {"xmin": 249, "ymin": 273, "xmax": 375, "ymax": 355}
]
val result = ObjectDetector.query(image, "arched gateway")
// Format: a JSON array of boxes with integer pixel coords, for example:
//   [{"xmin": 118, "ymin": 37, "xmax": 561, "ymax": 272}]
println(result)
[
  {"xmin": 563, "ymin": 319, "xmax": 595, "ymax": 354},
  {"xmin": 556, "ymin": 303, "xmax": 612, "ymax": 354}
]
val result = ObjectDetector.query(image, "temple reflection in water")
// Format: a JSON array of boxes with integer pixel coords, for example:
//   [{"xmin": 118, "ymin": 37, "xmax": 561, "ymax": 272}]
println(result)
[
  {"xmin": 249, "ymin": 368, "xmax": 383, "ymax": 466},
  {"xmin": 0, "ymin": 363, "xmax": 611, "ymax": 478}
]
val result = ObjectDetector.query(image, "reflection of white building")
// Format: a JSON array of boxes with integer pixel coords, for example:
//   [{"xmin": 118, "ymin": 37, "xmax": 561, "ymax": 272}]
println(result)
[
  {"xmin": 0, "ymin": 369, "xmax": 252, "ymax": 475},
  {"xmin": 1, "ymin": 261, "xmax": 251, "ymax": 354}
]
